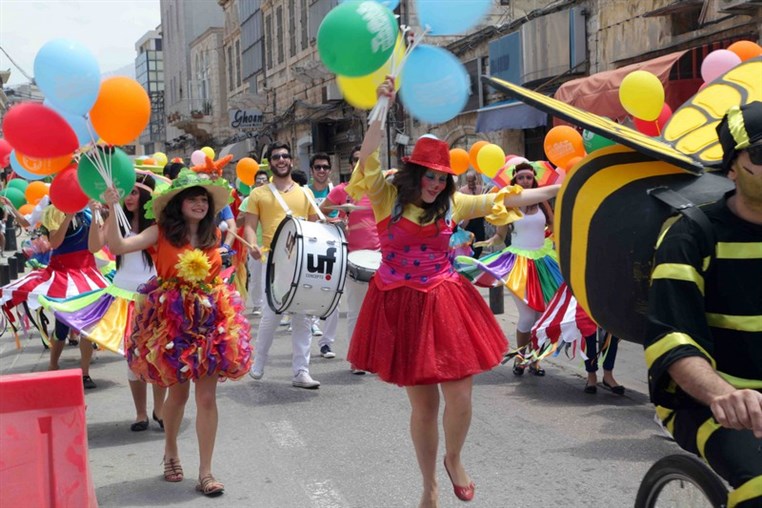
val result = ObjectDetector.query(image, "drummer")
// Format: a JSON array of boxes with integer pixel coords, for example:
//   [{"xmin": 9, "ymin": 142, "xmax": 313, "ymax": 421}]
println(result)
[
  {"xmin": 319, "ymin": 145, "xmax": 381, "ymax": 374},
  {"xmin": 242, "ymin": 142, "xmax": 322, "ymax": 390},
  {"xmin": 307, "ymin": 152, "xmax": 340, "ymax": 358}
]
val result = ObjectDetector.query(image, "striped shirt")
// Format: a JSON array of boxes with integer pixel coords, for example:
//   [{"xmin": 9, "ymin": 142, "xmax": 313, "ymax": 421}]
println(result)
[{"xmin": 644, "ymin": 191, "xmax": 762, "ymax": 409}]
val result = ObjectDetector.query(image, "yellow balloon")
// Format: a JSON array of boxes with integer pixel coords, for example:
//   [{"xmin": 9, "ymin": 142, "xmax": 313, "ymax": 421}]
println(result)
[
  {"xmin": 476, "ymin": 144, "xmax": 505, "ymax": 178},
  {"xmin": 619, "ymin": 71, "xmax": 664, "ymax": 121},
  {"xmin": 153, "ymin": 152, "xmax": 168, "ymax": 166},
  {"xmin": 337, "ymin": 36, "xmax": 405, "ymax": 110},
  {"xmin": 201, "ymin": 146, "xmax": 215, "ymax": 160}
]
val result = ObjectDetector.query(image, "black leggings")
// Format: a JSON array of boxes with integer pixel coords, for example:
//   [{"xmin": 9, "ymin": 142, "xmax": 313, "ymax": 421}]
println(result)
[
  {"xmin": 672, "ymin": 405, "xmax": 762, "ymax": 507},
  {"xmin": 54, "ymin": 320, "xmax": 70, "ymax": 342}
]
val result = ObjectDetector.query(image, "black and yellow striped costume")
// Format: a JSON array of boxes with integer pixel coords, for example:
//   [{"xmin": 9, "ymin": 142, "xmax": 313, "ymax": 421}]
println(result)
[{"xmin": 645, "ymin": 191, "xmax": 762, "ymax": 508}]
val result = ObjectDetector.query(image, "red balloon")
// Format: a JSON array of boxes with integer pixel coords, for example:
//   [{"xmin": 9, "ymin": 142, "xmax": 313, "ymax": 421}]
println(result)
[
  {"xmin": 49, "ymin": 164, "xmax": 89, "ymax": 214},
  {"xmin": 2, "ymin": 103, "xmax": 78, "ymax": 158},
  {"xmin": 0, "ymin": 139, "xmax": 11, "ymax": 167},
  {"xmin": 634, "ymin": 104, "xmax": 673, "ymax": 137}
]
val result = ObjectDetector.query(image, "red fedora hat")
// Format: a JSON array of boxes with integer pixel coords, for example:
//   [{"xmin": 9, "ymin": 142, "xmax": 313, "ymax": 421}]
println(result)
[{"xmin": 402, "ymin": 137, "xmax": 454, "ymax": 174}]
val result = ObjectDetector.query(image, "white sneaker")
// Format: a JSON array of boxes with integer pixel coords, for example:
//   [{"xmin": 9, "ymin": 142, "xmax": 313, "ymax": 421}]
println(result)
[
  {"xmin": 279, "ymin": 314, "xmax": 291, "ymax": 326},
  {"xmin": 311, "ymin": 323, "xmax": 323, "ymax": 336},
  {"xmin": 252, "ymin": 308, "xmax": 262, "ymax": 317},
  {"xmin": 249, "ymin": 366, "xmax": 264, "ymax": 380},
  {"xmin": 292, "ymin": 370, "xmax": 320, "ymax": 389}
]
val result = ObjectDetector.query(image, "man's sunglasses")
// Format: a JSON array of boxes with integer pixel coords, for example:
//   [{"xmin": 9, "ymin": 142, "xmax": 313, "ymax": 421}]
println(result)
[
  {"xmin": 747, "ymin": 144, "xmax": 762, "ymax": 165},
  {"xmin": 271, "ymin": 153, "xmax": 291, "ymax": 161},
  {"xmin": 312, "ymin": 164, "xmax": 331, "ymax": 171}
]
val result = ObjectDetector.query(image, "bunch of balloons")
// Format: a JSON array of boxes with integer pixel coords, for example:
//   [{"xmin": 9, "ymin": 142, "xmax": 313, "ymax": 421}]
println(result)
[
  {"xmin": 236, "ymin": 158, "xmax": 260, "ymax": 186},
  {"xmin": 0, "ymin": 38, "xmax": 149, "ymax": 214},
  {"xmin": 318, "ymin": 0, "xmax": 491, "ymax": 124}
]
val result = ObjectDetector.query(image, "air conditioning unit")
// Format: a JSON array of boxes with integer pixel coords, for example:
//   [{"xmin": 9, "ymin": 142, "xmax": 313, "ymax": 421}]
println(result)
[
  {"xmin": 718, "ymin": 0, "xmax": 762, "ymax": 12},
  {"xmin": 322, "ymin": 81, "xmax": 343, "ymax": 103}
]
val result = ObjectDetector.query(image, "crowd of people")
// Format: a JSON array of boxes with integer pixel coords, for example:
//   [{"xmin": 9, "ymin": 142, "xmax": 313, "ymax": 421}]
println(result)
[{"xmin": 0, "ymin": 91, "xmax": 759, "ymax": 506}]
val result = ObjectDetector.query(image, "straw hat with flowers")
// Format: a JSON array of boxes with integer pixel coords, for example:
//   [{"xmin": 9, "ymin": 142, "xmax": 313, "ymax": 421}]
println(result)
[{"xmin": 145, "ymin": 169, "xmax": 231, "ymax": 220}]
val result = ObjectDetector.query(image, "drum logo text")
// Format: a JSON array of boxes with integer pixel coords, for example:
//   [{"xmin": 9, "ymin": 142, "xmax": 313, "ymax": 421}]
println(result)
[{"xmin": 307, "ymin": 247, "xmax": 337, "ymax": 279}]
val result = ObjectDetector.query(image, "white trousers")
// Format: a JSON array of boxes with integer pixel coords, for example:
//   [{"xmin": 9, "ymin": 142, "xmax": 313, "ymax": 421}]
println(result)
[
  {"xmin": 247, "ymin": 254, "xmax": 264, "ymax": 309},
  {"xmin": 345, "ymin": 275, "xmax": 369, "ymax": 343},
  {"xmin": 317, "ymin": 307, "xmax": 339, "ymax": 348},
  {"xmin": 254, "ymin": 257, "xmax": 313, "ymax": 376}
]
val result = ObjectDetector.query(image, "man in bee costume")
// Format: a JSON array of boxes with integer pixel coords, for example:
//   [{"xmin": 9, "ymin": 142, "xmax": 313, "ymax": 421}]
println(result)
[{"xmin": 645, "ymin": 101, "xmax": 762, "ymax": 508}]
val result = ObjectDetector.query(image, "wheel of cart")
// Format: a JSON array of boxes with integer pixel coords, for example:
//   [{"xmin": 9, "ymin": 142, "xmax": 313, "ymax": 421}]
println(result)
[{"xmin": 635, "ymin": 453, "xmax": 728, "ymax": 508}]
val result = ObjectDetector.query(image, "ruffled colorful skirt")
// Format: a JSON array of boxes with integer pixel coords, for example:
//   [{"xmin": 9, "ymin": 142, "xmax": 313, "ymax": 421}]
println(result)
[
  {"xmin": 40, "ymin": 285, "xmax": 139, "ymax": 354},
  {"xmin": 348, "ymin": 274, "xmax": 508, "ymax": 386},
  {"xmin": 126, "ymin": 278, "xmax": 253, "ymax": 387},
  {"xmin": 458, "ymin": 239, "xmax": 563, "ymax": 312},
  {"xmin": 0, "ymin": 251, "xmax": 108, "ymax": 312}
]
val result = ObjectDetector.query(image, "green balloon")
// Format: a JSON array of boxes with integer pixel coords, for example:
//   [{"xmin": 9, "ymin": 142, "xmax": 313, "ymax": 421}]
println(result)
[
  {"xmin": 237, "ymin": 181, "xmax": 251, "ymax": 196},
  {"xmin": 582, "ymin": 129, "xmax": 616, "ymax": 154},
  {"xmin": 1, "ymin": 188, "xmax": 26, "ymax": 209},
  {"xmin": 77, "ymin": 147, "xmax": 136, "ymax": 203},
  {"xmin": 317, "ymin": 1, "xmax": 398, "ymax": 77},
  {"xmin": 7, "ymin": 179, "xmax": 29, "ymax": 193}
]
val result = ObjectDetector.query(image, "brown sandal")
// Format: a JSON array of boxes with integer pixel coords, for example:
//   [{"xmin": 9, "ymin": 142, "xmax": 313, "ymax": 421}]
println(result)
[
  {"xmin": 163, "ymin": 457, "xmax": 183, "ymax": 482},
  {"xmin": 196, "ymin": 474, "xmax": 225, "ymax": 497}
]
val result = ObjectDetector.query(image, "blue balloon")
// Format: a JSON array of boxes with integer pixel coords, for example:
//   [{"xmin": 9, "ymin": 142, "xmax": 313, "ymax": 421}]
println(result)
[
  {"xmin": 399, "ymin": 45, "xmax": 470, "ymax": 124},
  {"xmin": 339, "ymin": 0, "xmax": 399, "ymax": 9},
  {"xmin": 43, "ymin": 99, "xmax": 98, "ymax": 147},
  {"xmin": 34, "ymin": 39, "xmax": 101, "ymax": 115},
  {"xmin": 416, "ymin": 0, "xmax": 491, "ymax": 35},
  {"xmin": 481, "ymin": 173, "xmax": 495, "ymax": 188},
  {"xmin": 9, "ymin": 151, "xmax": 46, "ymax": 181}
]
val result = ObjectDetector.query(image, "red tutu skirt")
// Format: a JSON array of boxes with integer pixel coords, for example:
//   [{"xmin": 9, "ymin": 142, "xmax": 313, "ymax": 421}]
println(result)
[{"xmin": 348, "ymin": 274, "xmax": 508, "ymax": 386}]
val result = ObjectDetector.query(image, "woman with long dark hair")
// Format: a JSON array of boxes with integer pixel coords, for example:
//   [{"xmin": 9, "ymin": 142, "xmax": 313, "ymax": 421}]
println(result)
[
  {"xmin": 347, "ymin": 80, "xmax": 560, "ymax": 508},
  {"xmin": 41, "ymin": 171, "xmax": 169, "ymax": 431},
  {"xmin": 104, "ymin": 169, "xmax": 252, "ymax": 497}
]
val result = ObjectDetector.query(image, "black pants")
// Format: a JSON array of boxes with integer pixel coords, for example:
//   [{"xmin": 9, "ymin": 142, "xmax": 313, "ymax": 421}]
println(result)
[
  {"xmin": 54, "ymin": 319, "xmax": 70, "ymax": 341},
  {"xmin": 672, "ymin": 405, "xmax": 762, "ymax": 507},
  {"xmin": 584, "ymin": 331, "xmax": 618, "ymax": 373}
]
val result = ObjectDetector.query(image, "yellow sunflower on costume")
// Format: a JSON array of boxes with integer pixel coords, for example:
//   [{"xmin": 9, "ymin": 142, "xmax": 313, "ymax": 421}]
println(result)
[{"xmin": 175, "ymin": 249, "xmax": 211, "ymax": 283}]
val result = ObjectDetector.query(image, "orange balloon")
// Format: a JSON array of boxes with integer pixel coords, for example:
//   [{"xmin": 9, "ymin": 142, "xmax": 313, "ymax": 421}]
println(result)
[
  {"xmin": 16, "ymin": 151, "xmax": 73, "ymax": 175},
  {"xmin": 90, "ymin": 77, "xmax": 151, "ymax": 146},
  {"xmin": 468, "ymin": 141, "xmax": 489, "ymax": 173},
  {"xmin": 25, "ymin": 181, "xmax": 50, "ymax": 205},
  {"xmin": 449, "ymin": 148, "xmax": 470, "ymax": 175},
  {"xmin": 236, "ymin": 157, "xmax": 259, "ymax": 185},
  {"xmin": 18, "ymin": 204, "xmax": 35, "ymax": 216},
  {"xmin": 543, "ymin": 126, "xmax": 585, "ymax": 169},
  {"xmin": 727, "ymin": 40, "xmax": 762, "ymax": 62},
  {"xmin": 142, "ymin": 158, "xmax": 156, "ymax": 165},
  {"xmin": 564, "ymin": 155, "xmax": 584, "ymax": 172}
]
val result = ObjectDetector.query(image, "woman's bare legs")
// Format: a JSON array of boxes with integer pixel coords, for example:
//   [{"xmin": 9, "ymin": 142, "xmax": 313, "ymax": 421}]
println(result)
[
  {"xmin": 441, "ymin": 376, "xmax": 474, "ymax": 488},
  {"xmin": 163, "ymin": 381, "xmax": 191, "ymax": 460},
  {"xmin": 129, "ymin": 379, "xmax": 148, "ymax": 423},
  {"xmin": 194, "ymin": 374, "xmax": 219, "ymax": 479},
  {"xmin": 153, "ymin": 384, "xmax": 167, "ymax": 421},
  {"xmin": 406, "ymin": 384, "xmax": 441, "ymax": 508}
]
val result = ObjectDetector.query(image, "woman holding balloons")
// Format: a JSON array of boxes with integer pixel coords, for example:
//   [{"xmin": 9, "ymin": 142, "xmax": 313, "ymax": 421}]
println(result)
[{"xmin": 347, "ymin": 79, "xmax": 560, "ymax": 507}]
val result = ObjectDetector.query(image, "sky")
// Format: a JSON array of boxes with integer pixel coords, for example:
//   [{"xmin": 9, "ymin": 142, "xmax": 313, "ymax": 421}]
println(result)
[{"xmin": 0, "ymin": 0, "xmax": 161, "ymax": 87}]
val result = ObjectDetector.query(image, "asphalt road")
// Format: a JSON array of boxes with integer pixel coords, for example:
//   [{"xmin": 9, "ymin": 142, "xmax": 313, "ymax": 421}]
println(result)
[{"xmin": 0, "ymin": 283, "xmax": 686, "ymax": 508}]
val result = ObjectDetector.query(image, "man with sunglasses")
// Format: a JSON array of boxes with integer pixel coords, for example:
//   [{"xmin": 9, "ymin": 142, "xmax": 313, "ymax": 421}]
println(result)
[
  {"xmin": 243, "ymin": 142, "xmax": 322, "ymax": 389},
  {"xmin": 307, "ymin": 153, "xmax": 340, "ymax": 358},
  {"xmin": 645, "ymin": 101, "xmax": 762, "ymax": 508}
]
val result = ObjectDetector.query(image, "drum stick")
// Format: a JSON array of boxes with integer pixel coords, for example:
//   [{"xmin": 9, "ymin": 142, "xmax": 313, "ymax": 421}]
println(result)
[{"xmin": 225, "ymin": 229, "xmax": 269, "ymax": 261}]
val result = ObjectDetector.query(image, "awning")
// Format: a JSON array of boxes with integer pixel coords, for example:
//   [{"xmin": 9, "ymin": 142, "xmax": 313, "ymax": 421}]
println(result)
[
  {"xmin": 553, "ymin": 51, "xmax": 690, "ymax": 122},
  {"xmin": 218, "ymin": 141, "xmax": 251, "ymax": 161},
  {"xmin": 475, "ymin": 100, "xmax": 548, "ymax": 133}
]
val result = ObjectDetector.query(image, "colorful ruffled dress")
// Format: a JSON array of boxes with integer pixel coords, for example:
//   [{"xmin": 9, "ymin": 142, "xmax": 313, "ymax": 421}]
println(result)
[
  {"xmin": 39, "ymin": 233, "xmax": 156, "ymax": 354},
  {"xmin": 1, "ymin": 208, "xmax": 108, "ymax": 315},
  {"xmin": 459, "ymin": 208, "xmax": 563, "ymax": 312},
  {"xmin": 125, "ymin": 231, "xmax": 252, "ymax": 387},
  {"xmin": 346, "ymin": 152, "xmax": 521, "ymax": 386}
]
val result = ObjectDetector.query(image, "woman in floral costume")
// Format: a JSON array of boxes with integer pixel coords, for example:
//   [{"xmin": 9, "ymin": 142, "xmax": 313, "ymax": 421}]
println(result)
[{"xmin": 104, "ymin": 169, "xmax": 252, "ymax": 497}]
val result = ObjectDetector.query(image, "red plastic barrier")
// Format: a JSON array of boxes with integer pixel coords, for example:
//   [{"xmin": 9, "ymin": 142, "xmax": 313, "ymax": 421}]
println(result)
[{"xmin": 0, "ymin": 369, "xmax": 97, "ymax": 507}]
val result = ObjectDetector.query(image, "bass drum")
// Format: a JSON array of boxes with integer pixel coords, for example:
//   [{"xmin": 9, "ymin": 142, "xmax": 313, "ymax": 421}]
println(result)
[{"xmin": 266, "ymin": 216, "xmax": 348, "ymax": 319}]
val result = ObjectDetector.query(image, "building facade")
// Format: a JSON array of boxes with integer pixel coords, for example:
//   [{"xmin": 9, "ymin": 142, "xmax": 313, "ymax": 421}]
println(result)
[{"xmin": 135, "ymin": 28, "xmax": 165, "ymax": 156}]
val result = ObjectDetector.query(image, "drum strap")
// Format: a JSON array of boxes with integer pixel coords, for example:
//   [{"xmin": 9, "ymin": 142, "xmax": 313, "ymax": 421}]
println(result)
[{"xmin": 268, "ymin": 183, "xmax": 327, "ymax": 222}]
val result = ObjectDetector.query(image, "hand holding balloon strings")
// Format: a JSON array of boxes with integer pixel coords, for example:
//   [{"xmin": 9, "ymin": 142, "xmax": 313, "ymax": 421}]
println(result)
[{"xmin": 367, "ymin": 25, "xmax": 429, "ymax": 128}]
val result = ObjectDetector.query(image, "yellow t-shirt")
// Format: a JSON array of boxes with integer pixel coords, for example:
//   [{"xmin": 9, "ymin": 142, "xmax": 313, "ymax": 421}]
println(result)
[
  {"xmin": 245, "ymin": 184, "xmax": 316, "ymax": 249},
  {"xmin": 346, "ymin": 150, "xmax": 523, "ymax": 226}
]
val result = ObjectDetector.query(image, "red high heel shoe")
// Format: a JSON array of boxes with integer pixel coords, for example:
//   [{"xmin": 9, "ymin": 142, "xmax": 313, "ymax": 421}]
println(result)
[{"xmin": 443, "ymin": 458, "xmax": 475, "ymax": 502}]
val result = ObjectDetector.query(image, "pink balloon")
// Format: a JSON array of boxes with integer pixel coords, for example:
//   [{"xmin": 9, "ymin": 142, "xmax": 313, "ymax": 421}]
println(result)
[
  {"xmin": 504, "ymin": 156, "xmax": 529, "ymax": 168},
  {"xmin": 190, "ymin": 150, "xmax": 206, "ymax": 166},
  {"xmin": 701, "ymin": 49, "xmax": 742, "ymax": 83},
  {"xmin": 634, "ymin": 104, "xmax": 673, "ymax": 137}
]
